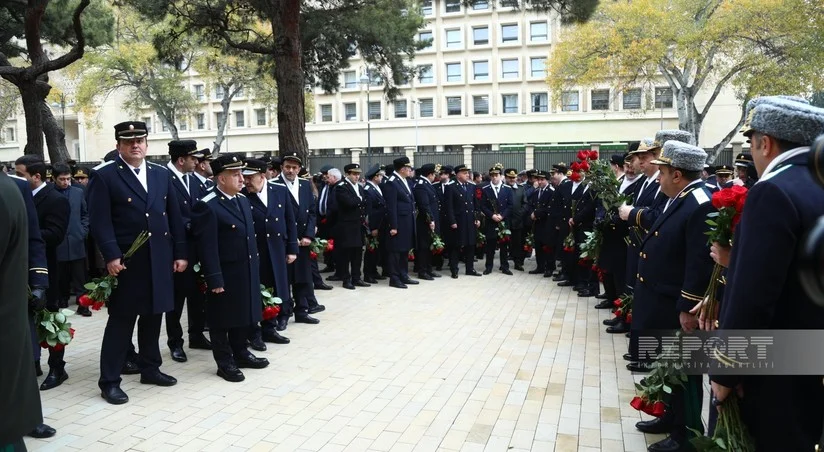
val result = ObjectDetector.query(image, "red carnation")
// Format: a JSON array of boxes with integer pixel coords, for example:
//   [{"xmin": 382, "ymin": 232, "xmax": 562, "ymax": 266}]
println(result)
[
  {"xmin": 40, "ymin": 341, "xmax": 49, "ymax": 349},
  {"xmin": 626, "ymin": 313, "xmax": 632, "ymax": 323},
  {"xmin": 51, "ymin": 343, "xmax": 65, "ymax": 352},
  {"xmin": 580, "ymin": 161, "xmax": 590, "ymax": 172},
  {"xmin": 92, "ymin": 301, "xmax": 104, "ymax": 311},
  {"xmin": 630, "ymin": 396, "xmax": 645, "ymax": 411},
  {"xmin": 577, "ymin": 150, "xmax": 589, "ymax": 161},
  {"xmin": 326, "ymin": 239, "xmax": 335, "ymax": 252},
  {"xmin": 613, "ymin": 299, "xmax": 622, "ymax": 307},
  {"xmin": 78, "ymin": 294, "xmax": 93, "ymax": 307},
  {"xmin": 310, "ymin": 251, "xmax": 318, "ymax": 260},
  {"xmin": 589, "ymin": 150, "xmax": 599, "ymax": 160},
  {"xmin": 650, "ymin": 401, "xmax": 666, "ymax": 417}
]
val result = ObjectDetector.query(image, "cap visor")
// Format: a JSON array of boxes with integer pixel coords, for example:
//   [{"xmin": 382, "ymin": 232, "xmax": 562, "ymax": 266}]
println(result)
[{"xmin": 649, "ymin": 158, "xmax": 670, "ymax": 166}]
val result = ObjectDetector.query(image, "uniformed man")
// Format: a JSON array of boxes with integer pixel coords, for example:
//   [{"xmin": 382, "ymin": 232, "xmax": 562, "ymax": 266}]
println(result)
[
  {"xmin": 164, "ymin": 140, "xmax": 211, "ymax": 363},
  {"xmin": 732, "ymin": 153, "xmax": 756, "ymax": 188},
  {"xmin": 193, "ymin": 149, "xmax": 215, "ymax": 190},
  {"xmin": 383, "ymin": 156, "xmax": 418, "ymax": 288},
  {"xmin": 87, "ymin": 121, "xmax": 188, "ymax": 404},
  {"xmin": 412, "ymin": 163, "xmax": 440, "ymax": 280},
  {"xmin": 705, "ymin": 165, "xmax": 733, "ymax": 192},
  {"xmin": 191, "ymin": 155, "xmax": 269, "ymax": 382},
  {"xmin": 317, "ymin": 168, "xmax": 340, "ymax": 275},
  {"xmin": 708, "ymin": 97, "xmax": 824, "ymax": 450},
  {"xmin": 554, "ymin": 162, "xmax": 591, "ymax": 289},
  {"xmin": 478, "ymin": 164, "xmax": 513, "ymax": 275},
  {"xmin": 526, "ymin": 170, "xmax": 555, "ymax": 276},
  {"xmin": 445, "ymin": 164, "xmax": 482, "ymax": 279},
  {"xmin": 242, "ymin": 159, "xmax": 298, "ymax": 346},
  {"xmin": 504, "ymin": 168, "xmax": 527, "ymax": 271},
  {"xmin": 630, "ymin": 141, "xmax": 715, "ymax": 451},
  {"xmin": 73, "ymin": 166, "xmax": 89, "ymax": 187},
  {"xmin": 363, "ymin": 164, "xmax": 387, "ymax": 283},
  {"xmin": 548, "ymin": 164, "xmax": 569, "ymax": 280},
  {"xmin": 334, "ymin": 163, "xmax": 370, "ymax": 289},
  {"xmin": 432, "ymin": 165, "xmax": 453, "ymax": 272},
  {"xmin": 568, "ymin": 165, "xmax": 599, "ymax": 297}
]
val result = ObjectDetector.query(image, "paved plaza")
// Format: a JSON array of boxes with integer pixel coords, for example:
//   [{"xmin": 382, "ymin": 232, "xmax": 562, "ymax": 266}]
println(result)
[{"xmin": 26, "ymin": 262, "xmax": 708, "ymax": 452}]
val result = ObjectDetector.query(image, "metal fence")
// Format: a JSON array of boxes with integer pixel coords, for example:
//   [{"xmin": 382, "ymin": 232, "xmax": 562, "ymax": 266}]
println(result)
[
  {"xmin": 414, "ymin": 151, "xmax": 464, "ymax": 168},
  {"xmin": 306, "ymin": 154, "xmax": 352, "ymax": 172},
  {"xmin": 472, "ymin": 150, "xmax": 526, "ymax": 173},
  {"xmin": 360, "ymin": 152, "xmax": 403, "ymax": 171},
  {"xmin": 709, "ymin": 148, "xmax": 739, "ymax": 166}
]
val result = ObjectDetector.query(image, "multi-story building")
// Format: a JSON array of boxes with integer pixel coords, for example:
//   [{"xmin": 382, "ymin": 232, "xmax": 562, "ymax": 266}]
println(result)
[{"xmin": 1, "ymin": 0, "xmax": 744, "ymax": 168}]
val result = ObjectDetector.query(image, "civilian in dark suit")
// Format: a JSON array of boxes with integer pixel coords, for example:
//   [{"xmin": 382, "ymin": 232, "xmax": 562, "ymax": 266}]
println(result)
[
  {"xmin": 412, "ymin": 163, "xmax": 441, "ymax": 280},
  {"xmin": 15, "ymin": 156, "xmax": 71, "ymax": 391},
  {"xmin": 87, "ymin": 121, "xmax": 188, "ymax": 404},
  {"xmin": 53, "ymin": 163, "xmax": 90, "ymax": 317},
  {"xmin": 480, "ymin": 165, "xmax": 513, "ymax": 275},
  {"xmin": 383, "ymin": 157, "xmax": 419, "ymax": 288},
  {"xmin": 164, "ymin": 140, "xmax": 211, "ymax": 363},
  {"xmin": 445, "ymin": 164, "xmax": 482, "ymax": 279},
  {"xmin": 317, "ymin": 169, "xmax": 340, "ymax": 274},
  {"xmin": 363, "ymin": 164, "xmax": 387, "ymax": 283},
  {"xmin": 334, "ymin": 164, "xmax": 370, "ymax": 289},
  {"xmin": 191, "ymin": 155, "xmax": 269, "ymax": 382},
  {"xmin": 504, "ymin": 168, "xmax": 527, "ymax": 271}
]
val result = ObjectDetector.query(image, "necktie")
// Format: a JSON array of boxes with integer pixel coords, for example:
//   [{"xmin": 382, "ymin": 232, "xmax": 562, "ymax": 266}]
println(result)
[
  {"xmin": 134, "ymin": 168, "xmax": 140, "ymax": 175},
  {"xmin": 183, "ymin": 174, "xmax": 190, "ymax": 194},
  {"xmin": 233, "ymin": 197, "xmax": 242, "ymax": 212},
  {"xmin": 493, "ymin": 185, "xmax": 499, "ymax": 198},
  {"xmin": 320, "ymin": 186, "xmax": 328, "ymax": 215}
]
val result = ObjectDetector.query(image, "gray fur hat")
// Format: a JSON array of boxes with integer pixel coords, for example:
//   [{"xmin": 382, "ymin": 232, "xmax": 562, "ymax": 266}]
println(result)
[
  {"xmin": 740, "ymin": 95, "xmax": 811, "ymax": 135},
  {"xmin": 651, "ymin": 141, "xmax": 707, "ymax": 172},
  {"xmin": 743, "ymin": 97, "xmax": 824, "ymax": 146},
  {"xmin": 653, "ymin": 129, "xmax": 695, "ymax": 148}
]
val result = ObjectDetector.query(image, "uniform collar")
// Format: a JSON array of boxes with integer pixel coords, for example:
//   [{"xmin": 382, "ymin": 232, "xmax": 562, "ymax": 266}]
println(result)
[{"xmin": 756, "ymin": 146, "xmax": 809, "ymax": 185}]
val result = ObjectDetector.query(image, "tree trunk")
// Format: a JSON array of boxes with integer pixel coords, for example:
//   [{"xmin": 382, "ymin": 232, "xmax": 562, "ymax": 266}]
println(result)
[
  {"xmin": 40, "ymin": 100, "xmax": 71, "ymax": 163},
  {"xmin": 707, "ymin": 101, "xmax": 748, "ymax": 163},
  {"xmin": 20, "ymin": 82, "xmax": 46, "ymax": 157},
  {"xmin": 212, "ymin": 85, "xmax": 233, "ymax": 154},
  {"xmin": 272, "ymin": 0, "xmax": 308, "ymax": 163}
]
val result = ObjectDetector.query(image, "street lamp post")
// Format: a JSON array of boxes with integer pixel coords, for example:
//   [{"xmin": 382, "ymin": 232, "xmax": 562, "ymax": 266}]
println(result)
[
  {"xmin": 360, "ymin": 69, "xmax": 372, "ymax": 169},
  {"xmin": 411, "ymin": 99, "xmax": 419, "ymax": 153}
]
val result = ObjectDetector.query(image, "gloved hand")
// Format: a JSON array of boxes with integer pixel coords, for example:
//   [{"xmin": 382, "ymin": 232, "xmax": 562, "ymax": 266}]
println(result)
[{"xmin": 29, "ymin": 286, "xmax": 47, "ymax": 311}]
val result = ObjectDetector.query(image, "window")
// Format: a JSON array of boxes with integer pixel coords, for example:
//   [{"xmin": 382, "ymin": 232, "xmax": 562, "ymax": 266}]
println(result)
[
  {"xmin": 502, "ymin": 94, "xmax": 518, "ymax": 113},
  {"xmin": 179, "ymin": 121, "xmax": 187, "ymax": 131},
  {"xmin": 418, "ymin": 31, "xmax": 433, "ymax": 51},
  {"xmin": 161, "ymin": 120, "xmax": 169, "ymax": 132},
  {"xmin": 142, "ymin": 117, "xmax": 152, "ymax": 133},
  {"xmin": 473, "ymin": 95, "xmax": 489, "ymax": 115},
  {"xmin": 530, "ymin": 22, "xmax": 548, "ymax": 42},
  {"xmin": 5, "ymin": 127, "xmax": 14, "ymax": 142},
  {"xmin": 216, "ymin": 112, "xmax": 226, "ymax": 128},
  {"xmin": 623, "ymin": 88, "xmax": 642, "ymax": 110},
  {"xmin": 196, "ymin": 113, "xmax": 205, "ymax": 130},
  {"xmin": 531, "ymin": 93, "xmax": 548, "ymax": 112},
  {"xmin": 501, "ymin": 0, "xmax": 519, "ymax": 6},
  {"xmin": 235, "ymin": 87, "xmax": 244, "ymax": 98},
  {"xmin": 445, "ymin": 0, "xmax": 460, "ymax": 13},
  {"xmin": 235, "ymin": 111, "xmax": 245, "ymax": 127},
  {"xmin": 473, "ymin": 61, "xmax": 489, "ymax": 81},
  {"xmin": 394, "ymin": 100, "xmax": 407, "ymax": 118},
  {"xmin": 445, "ymin": 29, "xmax": 462, "ymax": 48},
  {"xmin": 501, "ymin": 24, "xmax": 518, "ymax": 43},
  {"xmin": 530, "ymin": 57, "xmax": 546, "ymax": 78},
  {"xmin": 344, "ymin": 71, "xmax": 357, "ymax": 89},
  {"xmin": 418, "ymin": 64, "xmax": 434, "ymax": 84},
  {"xmin": 368, "ymin": 101, "xmax": 381, "ymax": 120},
  {"xmin": 446, "ymin": 63, "xmax": 462, "ymax": 82},
  {"xmin": 591, "ymin": 89, "xmax": 610, "ymax": 111},
  {"xmin": 194, "ymin": 84, "xmax": 204, "ymax": 101},
  {"xmin": 255, "ymin": 108, "xmax": 266, "ymax": 125},
  {"xmin": 473, "ymin": 0, "xmax": 489, "ymax": 9},
  {"xmin": 561, "ymin": 91, "xmax": 579, "ymax": 111},
  {"xmin": 655, "ymin": 87, "xmax": 673, "ymax": 108},
  {"xmin": 419, "ymin": 98, "xmax": 434, "ymax": 118},
  {"xmin": 501, "ymin": 59, "xmax": 519, "ymax": 79},
  {"xmin": 421, "ymin": 0, "xmax": 432, "ymax": 16},
  {"xmin": 321, "ymin": 105, "xmax": 332, "ymax": 122},
  {"xmin": 446, "ymin": 96, "xmax": 462, "ymax": 115},
  {"xmin": 344, "ymin": 103, "xmax": 357, "ymax": 121},
  {"xmin": 473, "ymin": 26, "xmax": 488, "ymax": 45},
  {"xmin": 368, "ymin": 71, "xmax": 382, "ymax": 87},
  {"xmin": 215, "ymin": 85, "xmax": 225, "ymax": 99}
]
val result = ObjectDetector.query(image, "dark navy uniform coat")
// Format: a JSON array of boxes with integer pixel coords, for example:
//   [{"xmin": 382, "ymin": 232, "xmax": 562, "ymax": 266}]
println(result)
[
  {"xmin": 525, "ymin": 186, "xmax": 554, "ymax": 243},
  {"xmin": 87, "ymin": 157, "xmax": 187, "ymax": 316},
  {"xmin": 333, "ymin": 180, "xmax": 367, "ymax": 248},
  {"xmin": 9, "ymin": 175, "xmax": 48, "ymax": 288},
  {"xmin": 597, "ymin": 176, "xmax": 644, "ymax": 274},
  {"xmin": 383, "ymin": 173, "xmax": 416, "ymax": 253},
  {"xmin": 364, "ymin": 181, "xmax": 386, "ymax": 233},
  {"xmin": 480, "ymin": 184, "xmax": 513, "ymax": 234},
  {"xmin": 444, "ymin": 181, "xmax": 478, "ymax": 247},
  {"xmin": 413, "ymin": 178, "xmax": 440, "ymax": 248},
  {"xmin": 274, "ymin": 175, "xmax": 316, "ymax": 285}
]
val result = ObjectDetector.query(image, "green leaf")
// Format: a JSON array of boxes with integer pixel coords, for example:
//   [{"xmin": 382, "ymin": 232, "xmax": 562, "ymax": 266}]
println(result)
[
  {"xmin": 43, "ymin": 322, "xmax": 56, "ymax": 333},
  {"xmin": 634, "ymin": 382, "xmax": 645, "ymax": 391},
  {"xmin": 57, "ymin": 330, "xmax": 71, "ymax": 343},
  {"xmin": 261, "ymin": 290, "xmax": 272, "ymax": 298},
  {"xmin": 47, "ymin": 337, "xmax": 58, "ymax": 347},
  {"xmin": 84, "ymin": 282, "xmax": 97, "ymax": 290},
  {"xmin": 60, "ymin": 309, "xmax": 75, "ymax": 317},
  {"xmin": 55, "ymin": 313, "xmax": 66, "ymax": 323},
  {"xmin": 99, "ymin": 280, "xmax": 110, "ymax": 288},
  {"xmin": 662, "ymin": 384, "xmax": 672, "ymax": 394}
]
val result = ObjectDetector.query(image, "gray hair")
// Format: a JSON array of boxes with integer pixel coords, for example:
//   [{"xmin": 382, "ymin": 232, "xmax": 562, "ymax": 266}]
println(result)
[{"xmin": 327, "ymin": 168, "xmax": 342, "ymax": 180}]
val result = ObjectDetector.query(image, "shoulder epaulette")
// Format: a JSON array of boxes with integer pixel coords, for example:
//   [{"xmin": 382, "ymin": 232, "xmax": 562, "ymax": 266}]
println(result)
[
  {"xmin": 147, "ymin": 161, "xmax": 165, "ymax": 170},
  {"xmin": 501, "ymin": 184, "xmax": 512, "ymax": 189},
  {"xmin": 692, "ymin": 187, "xmax": 710, "ymax": 205},
  {"xmin": 8, "ymin": 174, "xmax": 25, "ymax": 181},
  {"xmin": 93, "ymin": 160, "xmax": 115, "ymax": 171},
  {"xmin": 201, "ymin": 192, "xmax": 217, "ymax": 203},
  {"xmin": 704, "ymin": 183, "xmax": 716, "ymax": 189},
  {"xmin": 364, "ymin": 185, "xmax": 371, "ymax": 191},
  {"xmin": 467, "ymin": 181, "xmax": 476, "ymax": 186},
  {"xmin": 237, "ymin": 193, "xmax": 246, "ymax": 197},
  {"xmin": 389, "ymin": 175, "xmax": 397, "ymax": 181},
  {"xmin": 270, "ymin": 180, "xmax": 286, "ymax": 187},
  {"xmin": 445, "ymin": 180, "xmax": 454, "ymax": 185},
  {"xmin": 336, "ymin": 181, "xmax": 345, "ymax": 186}
]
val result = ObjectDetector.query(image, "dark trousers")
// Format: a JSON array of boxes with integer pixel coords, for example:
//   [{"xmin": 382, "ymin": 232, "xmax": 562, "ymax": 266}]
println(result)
[
  {"xmin": 387, "ymin": 250, "xmax": 410, "ymax": 283},
  {"xmin": 510, "ymin": 228, "xmax": 524, "ymax": 265},
  {"xmin": 363, "ymin": 243, "xmax": 381, "ymax": 277},
  {"xmin": 58, "ymin": 258, "xmax": 86, "ymax": 306},
  {"xmin": 99, "ymin": 313, "xmax": 162, "ymax": 389},
  {"xmin": 28, "ymin": 313, "xmax": 64, "ymax": 369},
  {"xmin": 484, "ymin": 230, "xmax": 509, "ymax": 271},
  {"xmin": 669, "ymin": 374, "xmax": 704, "ymax": 441},
  {"xmin": 336, "ymin": 246, "xmax": 363, "ymax": 281},
  {"xmin": 290, "ymin": 282, "xmax": 312, "ymax": 317},
  {"xmin": 209, "ymin": 326, "xmax": 249, "ymax": 369},
  {"xmin": 311, "ymin": 257, "xmax": 324, "ymax": 287},
  {"xmin": 449, "ymin": 245, "xmax": 476, "ymax": 274},
  {"xmin": 416, "ymin": 241, "xmax": 433, "ymax": 276},
  {"xmin": 561, "ymin": 251, "xmax": 579, "ymax": 284},
  {"xmin": 166, "ymin": 269, "xmax": 206, "ymax": 348}
]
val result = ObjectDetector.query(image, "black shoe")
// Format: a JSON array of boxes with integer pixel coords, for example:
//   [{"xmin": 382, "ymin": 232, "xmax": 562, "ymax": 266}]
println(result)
[
  {"xmin": 77, "ymin": 305, "xmax": 92, "ymax": 317},
  {"xmin": 235, "ymin": 354, "xmax": 270, "ymax": 369},
  {"xmin": 578, "ymin": 290, "xmax": 596, "ymax": 297},
  {"xmin": 315, "ymin": 282, "xmax": 333, "ymax": 290},
  {"xmin": 622, "ymin": 353, "xmax": 633, "ymax": 362},
  {"xmin": 364, "ymin": 276, "xmax": 378, "ymax": 284},
  {"xmin": 573, "ymin": 284, "xmax": 587, "ymax": 292},
  {"xmin": 390, "ymin": 280, "xmax": 408, "ymax": 288},
  {"xmin": 121, "ymin": 360, "xmax": 140, "ymax": 375},
  {"xmin": 418, "ymin": 273, "xmax": 434, "ymax": 281},
  {"xmin": 626, "ymin": 362, "xmax": 652, "ymax": 373},
  {"xmin": 483, "ymin": 268, "xmax": 492, "ymax": 275},
  {"xmin": 262, "ymin": 331, "xmax": 290, "ymax": 344},
  {"xmin": 375, "ymin": 274, "xmax": 388, "ymax": 280},
  {"xmin": 35, "ymin": 362, "xmax": 43, "ymax": 377},
  {"xmin": 28, "ymin": 423, "xmax": 56, "ymax": 439},
  {"xmin": 320, "ymin": 266, "xmax": 335, "ymax": 273},
  {"xmin": 635, "ymin": 417, "xmax": 673, "ymax": 434},
  {"xmin": 217, "ymin": 365, "xmax": 245, "ymax": 382},
  {"xmin": 327, "ymin": 274, "xmax": 343, "ymax": 281},
  {"xmin": 276, "ymin": 317, "xmax": 288, "ymax": 331},
  {"xmin": 189, "ymin": 334, "xmax": 213, "ymax": 350},
  {"xmin": 501, "ymin": 269, "xmax": 513, "ymax": 275},
  {"xmin": 170, "ymin": 346, "xmax": 187, "ymax": 363},
  {"xmin": 308, "ymin": 305, "xmax": 326, "ymax": 314},
  {"xmin": 428, "ymin": 272, "xmax": 442, "ymax": 278},
  {"xmin": 543, "ymin": 272, "xmax": 554, "ymax": 278},
  {"xmin": 343, "ymin": 280, "xmax": 355, "ymax": 290},
  {"xmin": 557, "ymin": 281, "xmax": 574, "ymax": 287},
  {"xmin": 466, "ymin": 271, "xmax": 482, "ymax": 277},
  {"xmin": 295, "ymin": 315, "xmax": 320, "ymax": 324},
  {"xmin": 40, "ymin": 368, "xmax": 68, "ymax": 391},
  {"xmin": 647, "ymin": 436, "xmax": 685, "ymax": 452},
  {"xmin": 603, "ymin": 317, "xmax": 621, "ymax": 326},
  {"xmin": 528, "ymin": 269, "xmax": 544, "ymax": 274},
  {"xmin": 101, "ymin": 386, "xmax": 129, "ymax": 405},
  {"xmin": 594, "ymin": 300, "xmax": 613, "ymax": 309},
  {"xmin": 140, "ymin": 370, "xmax": 177, "ymax": 386},
  {"xmin": 514, "ymin": 265, "xmax": 524, "ymax": 271},
  {"xmin": 606, "ymin": 320, "xmax": 630, "ymax": 334},
  {"xmin": 402, "ymin": 278, "xmax": 420, "ymax": 285},
  {"xmin": 249, "ymin": 336, "xmax": 267, "ymax": 351},
  {"xmin": 353, "ymin": 279, "xmax": 371, "ymax": 287},
  {"xmin": 450, "ymin": 271, "xmax": 458, "ymax": 279},
  {"xmin": 552, "ymin": 274, "xmax": 567, "ymax": 282},
  {"xmin": 595, "ymin": 293, "xmax": 609, "ymax": 300},
  {"xmin": 625, "ymin": 332, "xmax": 630, "ymax": 338}
]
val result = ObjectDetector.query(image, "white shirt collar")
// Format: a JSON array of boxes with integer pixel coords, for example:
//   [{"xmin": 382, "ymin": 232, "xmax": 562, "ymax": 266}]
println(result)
[
  {"xmin": 166, "ymin": 161, "xmax": 186, "ymax": 180},
  {"xmin": 256, "ymin": 182, "xmax": 268, "ymax": 207},
  {"xmin": 216, "ymin": 187, "xmax": 236, "ymax": 200},
  {"xmin": 664, "ymin": 179, "xmax": 703, "ymax": 212},
  {"xmin": 757, "ymin": 146, "xmax": 808, "ymax": 184},
  {"xmin": 31, "ymin": 182, "xmax": 47, "ymax": 197},
  {"xmin": 194, "ymin": 172, "xmax": 207, "ymax": 184}
]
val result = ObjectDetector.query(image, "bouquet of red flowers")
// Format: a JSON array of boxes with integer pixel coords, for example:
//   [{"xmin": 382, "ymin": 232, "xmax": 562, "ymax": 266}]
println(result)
[
  {"xmin": 408, "ymin": 249, "xmax": 415, "ymax": 261},
  {"xmin": 78, "ymin": 231, "xmax": 150, "ymax": 310},
  {"xmin": 309, "ymin": 237, "xmax": 333, "ymax": 260},
  {"xmin": 35, "ymin": 308, "xmax": 75, "ymax": 351},
  {"xmin": 366, "ymin": 236, "xmax": 379, "ymax": 254},
  {"xmin": 260, "ymin": 285, "xmax": 282, "ymax": 320},
  {"xmin": 430, "ymin": 233, "xmax": 445, "ymax": 255},
  {"xmin": 496, "ymin": 221, "xmax": 512, "ymax": 245},
  {"xmin": 476, "ymin": 229, "xmax": 486, "ymax": 248},
  {"xmin": 612, "ymin": 293, "xmax": 633, "ymax": 323},
  {"xmin": 579, "ymin": 230, "xmax": 602, "ymax": 263},
  {"xmin": 523, "ymin": 232, "xmax": 534, "ymax": 253},
  {"xmin": 699, "ymin": 186, "xmax": 748, "ymax": 328},
  {"xmin": 630, "ymin": 336, "xmax": 688, "ymax": 418}
]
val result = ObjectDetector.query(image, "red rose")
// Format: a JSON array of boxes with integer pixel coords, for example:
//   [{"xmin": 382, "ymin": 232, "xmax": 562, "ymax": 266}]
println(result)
[
  {"xmin": 570, "ymin": 162, "xmax": 580, "ymax": 172},
  {"xmin": 630, "ymin": 396, "xmax": 645, "ymax": 411},
  {"xmin": 198, "ymin": 281, "xmax": 208, "ymax": 294},
  {"xmin": 262, "ymin": 306, "xmax": 278, "ymax": 320},
  {"xmin": 589, "ymin": 150, "xmax": 599, "ymax": 160},
  {"xmin": 613, "ymin": 299, "xmax": 622, "ymax": 307},
  {"xmin": 580, "ymin": 161, "xmax": 590, "ymax": 172},
  {"xmin": 321, "ymin": 217, "xmax": 328, "ymax": 224},
  {"xmin": 40, "ymin": 341, "xmax": 49, "ymax": 349},
  {"xmin": 731, "ymin": 212, "xmax": 742, "ymax": 229},
  {"xmin": 51, "ymin": 343, "xmax": 65, "ymax": 352},
  {"xmin": 651, "ymin": 401, "xmax": 666, "ymax": 417},
  {"xmin": 326, "ymin": 239, "xmax": 335, "ymax": 252},
  {"xmin": 711, "ymin": 187, "xmax": 738, "ymax": 209},
  {"xmin": 577, "ymin": 150, "xmax": 589, "ymax": 161},
  {"xmin": 735, "ymin": 191, "xmax": 747, "ymax": 213},
  {"xmin": 69, "ymin": 328, "xmax": 76, "ymax": 339},
  {"xmin": 626, "ymin": 313, "xmax": 632, "ymax": 323},
  {"xmin": 569, "ymin": 172, "xmax": 582, "ymax": 182},
  {"xmin": 78, "ymin": 294, "xmax": 93, "ymax": 307},
  {"xmin": 92, "ymin": 301, "xmax": 104, "ymax": 311},
  {"xmin": 310, "ymin": 251, "xmax": 318, "ymax": 260},
  {"xmin": 475, "ymin": 188, "xmax": 482, "ymax": 200}
]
